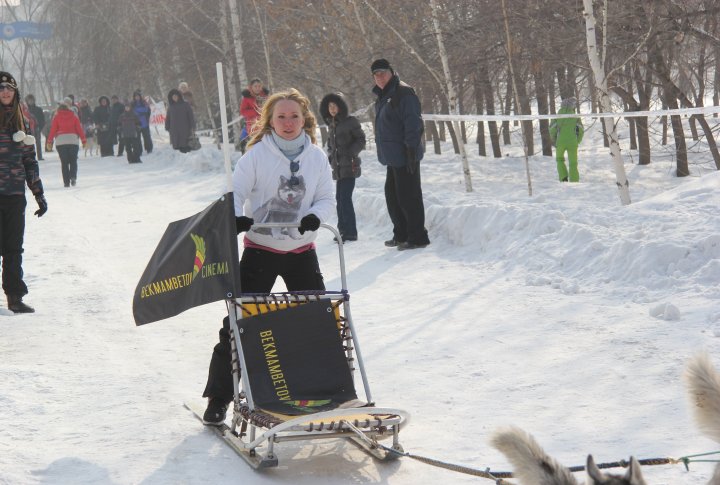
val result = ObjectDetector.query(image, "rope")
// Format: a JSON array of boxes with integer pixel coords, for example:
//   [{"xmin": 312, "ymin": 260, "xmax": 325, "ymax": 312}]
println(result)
[
  {"xmin": 678, "ymin": 450, "xmax": 720, "ymax": 470},
  {"xmin": 377, "ymin": 444, "xmax": 514, "ymax": 482},
  {"xmin": 376, "ymin": 443, "xmax": 707, "ymax": 482}
]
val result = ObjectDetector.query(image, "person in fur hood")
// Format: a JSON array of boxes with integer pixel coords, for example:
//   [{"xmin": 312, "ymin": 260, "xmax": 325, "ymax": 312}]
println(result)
[
  {"xmin": 165, "ymin": 88, "xmax": 196, "ymax": 153},
  {"xmin": 320, "ymin": 93, "xmax": 365, "ymax": 242}
]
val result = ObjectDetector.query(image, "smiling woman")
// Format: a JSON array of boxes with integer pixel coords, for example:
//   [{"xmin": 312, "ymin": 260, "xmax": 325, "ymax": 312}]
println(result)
[{"xmin": 200, "ymin": 88, "xmax": 335, "ymax": 426}]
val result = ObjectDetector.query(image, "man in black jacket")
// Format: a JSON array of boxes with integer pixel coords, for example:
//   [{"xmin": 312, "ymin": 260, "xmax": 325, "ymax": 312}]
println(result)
[
  {"xmin": 109, "ymin": 95, "xmax": 125, "ymax": 156},
  {"xmin": 371, "ymin": 58, "xmax": 430, "ymax": 251},
  {"xmin": 25, "ymin": 94, "xmax": 45, "ymax": 160}
]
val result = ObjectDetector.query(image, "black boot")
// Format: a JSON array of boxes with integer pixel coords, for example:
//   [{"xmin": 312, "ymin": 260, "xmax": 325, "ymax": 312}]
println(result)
[
  {"xmin": 7, "ymin": 295, "xmax": 34, "ymax": 313},
  {"xmin": 202, "ymin": 397, "xmax": 229, "ymax": 426}
]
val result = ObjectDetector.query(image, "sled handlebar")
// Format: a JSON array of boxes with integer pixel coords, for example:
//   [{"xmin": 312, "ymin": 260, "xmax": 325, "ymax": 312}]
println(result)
[{"xmin": 245, "ymin": 223, "xmax": 348, "ymax": 291}]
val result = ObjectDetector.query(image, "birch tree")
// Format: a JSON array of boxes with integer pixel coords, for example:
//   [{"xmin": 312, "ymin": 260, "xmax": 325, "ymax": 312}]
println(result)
[
  {"xmin": 428, "ymin": 0, "xmax": 472, "ymax": 192},
  {"xmin": 501, "ymin": 0, "xmax": 532, "ymax": 197},
  {"xmin": 582, "ymin": 0, "xmax": 631, "ymax": 205},
  {"xmin": 228, "ymin": 0, "xmax": 248, "ymax": 90}
]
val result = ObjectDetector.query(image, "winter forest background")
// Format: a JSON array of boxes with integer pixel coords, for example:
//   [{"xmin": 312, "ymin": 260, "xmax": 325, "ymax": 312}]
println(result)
[{"xmin": 2, "ymin": 0, "xmax": 720, "ymax": 182}]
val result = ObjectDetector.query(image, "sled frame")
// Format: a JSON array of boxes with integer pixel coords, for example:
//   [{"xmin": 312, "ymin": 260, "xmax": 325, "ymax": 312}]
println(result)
[{"xmin": 220, "ymin": 223, "xmax": 409, "ymax": 468}]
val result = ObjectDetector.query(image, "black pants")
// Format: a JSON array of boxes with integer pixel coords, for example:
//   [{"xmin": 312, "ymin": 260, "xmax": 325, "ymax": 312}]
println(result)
[
  {"xmin": 385, "ymin": 165, "xmax": 430, "ymax": 245},
  {"xmin": 139, "ymin": 127, "xmax": 153, "ymax": 154},
  {"xmin": 336, "ymin": 177, "xmax": 357, "ymax": 238},
  {"xmin": 0, "ymin": 195, "xmax": 28, "ymax": 297},
  {"xmin": 57, "ymin": 144, "xmax": 79, "ymax": 186},
  {"xmin": 203, "ymin": 248, "xmax": 325, "ymax": 402},
  {"xmin": 123, "ymin": 137, "xmax": 142, "ymax": 163},
  {"xmin": 100, "ymin": 142, "xmax": 114, "ymax": 157}
]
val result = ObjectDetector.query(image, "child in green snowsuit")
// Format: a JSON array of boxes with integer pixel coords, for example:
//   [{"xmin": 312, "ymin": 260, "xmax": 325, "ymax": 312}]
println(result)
[{"xmin": 549, "ymin": 97, "xmax": 584, "ymax": 182}]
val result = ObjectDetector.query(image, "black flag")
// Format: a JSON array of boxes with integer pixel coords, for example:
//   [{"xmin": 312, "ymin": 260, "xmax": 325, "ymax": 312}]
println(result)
[{"xmin": 133, "ymin": 193, "xmax": 240, "ymax": 325}]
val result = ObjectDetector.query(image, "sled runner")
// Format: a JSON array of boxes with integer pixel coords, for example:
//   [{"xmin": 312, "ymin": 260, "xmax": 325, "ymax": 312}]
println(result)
[{"xmin": 192, "ymin": 223, "xmax": 410, "ymax": 469}]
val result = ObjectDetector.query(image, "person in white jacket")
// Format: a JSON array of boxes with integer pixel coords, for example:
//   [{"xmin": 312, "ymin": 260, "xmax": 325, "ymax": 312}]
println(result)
[{"xmin": 202, "ymin": 88, "xmax": 335, "ymax": 425}]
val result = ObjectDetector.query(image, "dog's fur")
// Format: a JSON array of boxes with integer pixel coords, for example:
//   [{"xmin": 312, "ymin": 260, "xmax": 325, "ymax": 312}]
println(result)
[
  {"xmin": 491, "ymin": 426, "xmax": 646, "ymax": 485},
  {"xmin": 685, "ymin": 352, "xmax": 720, "ymax": 484},
  {"xmin": 84, "ymin": 126, "xmax": 98, "ymax": 157}
]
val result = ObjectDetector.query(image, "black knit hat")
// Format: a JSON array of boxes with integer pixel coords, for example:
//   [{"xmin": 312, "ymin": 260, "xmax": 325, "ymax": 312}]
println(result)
[
  {"xmin": 0, "ymin": 71, "xmax": 18, "ymax": 90},
  {"xmin": 370, "ymin": 59, "xmax": 393, "ymax": 74}
]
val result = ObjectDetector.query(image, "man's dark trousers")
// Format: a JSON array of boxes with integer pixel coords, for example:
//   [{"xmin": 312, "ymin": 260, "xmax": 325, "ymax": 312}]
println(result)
[{"xmin": 385, "ymin": 165, "xmax": 429, "ymax": 245}]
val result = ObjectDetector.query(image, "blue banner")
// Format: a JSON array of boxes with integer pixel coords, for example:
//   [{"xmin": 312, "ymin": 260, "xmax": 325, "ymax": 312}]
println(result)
[{"xmin": 0, "ymin": 22, "xmax": 52, "ymax": 40}]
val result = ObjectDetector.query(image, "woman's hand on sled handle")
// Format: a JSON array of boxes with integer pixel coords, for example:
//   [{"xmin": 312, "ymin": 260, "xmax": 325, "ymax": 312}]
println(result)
[
  {"xmin": 235, "ymin": 216, "xmax": 254, "ymax": 234},
  {"xmin": 298, "ymin": 214, "xmax": 320, "ymax": 234}
]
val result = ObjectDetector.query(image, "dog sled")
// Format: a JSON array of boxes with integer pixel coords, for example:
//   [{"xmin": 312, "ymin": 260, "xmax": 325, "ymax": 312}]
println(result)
[{"xmin": 188, "ymin": 223, "xmax": 410, "ymax": 469}]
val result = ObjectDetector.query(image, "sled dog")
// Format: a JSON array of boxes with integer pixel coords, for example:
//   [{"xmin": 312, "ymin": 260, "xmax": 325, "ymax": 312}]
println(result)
[
  {"xmin": 685, "ymin": 352, "xmax": 720, "ymax": 484},
  {"xmin": 491, "ymin": 426, "xmax": 646, "ymax": 485},
  {"xmin": 84, "ymin": 125, "xmax": 98, "ymax": 157}
]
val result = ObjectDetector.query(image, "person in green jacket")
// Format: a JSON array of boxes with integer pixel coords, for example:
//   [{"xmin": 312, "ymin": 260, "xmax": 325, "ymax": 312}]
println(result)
[{"xmin": 549, "ymin": 97, "xmax": 584, "ymax": 182}]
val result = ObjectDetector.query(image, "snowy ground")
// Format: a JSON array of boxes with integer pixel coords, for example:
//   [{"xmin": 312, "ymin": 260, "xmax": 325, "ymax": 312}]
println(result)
[{"xmin": 1, "ymin": 123, "xmax": 719, "ymax": 484}]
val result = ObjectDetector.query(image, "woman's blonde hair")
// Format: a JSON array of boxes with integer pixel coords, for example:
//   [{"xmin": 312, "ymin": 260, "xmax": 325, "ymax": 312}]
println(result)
[{"xmin": 246, "ymin": 88, "xmax": 317, "ymax": 149}]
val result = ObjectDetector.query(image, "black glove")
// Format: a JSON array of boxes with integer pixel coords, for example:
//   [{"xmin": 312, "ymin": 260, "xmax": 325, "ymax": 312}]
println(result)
[
  {"xmin": 34, "ymin": 194, "xmax": 47, "ymax": 217},
  {"xmin": 235, "ymin": 216, "xmax": 254, "ymax": 234},
  {"xmin": 406, "ymin": 146, "xmax": 418, "ymax": 175},
  {"xmin": 298, "ymin": 214, "xmax": 320, "ymax": 234}
]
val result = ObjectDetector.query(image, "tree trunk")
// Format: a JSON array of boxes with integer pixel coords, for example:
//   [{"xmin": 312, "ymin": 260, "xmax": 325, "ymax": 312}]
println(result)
[
  {"xmin": 627, "ymin": 105, "xmax": 637, "ymax": 151},
  {"xmin": 661, "ymin": 98, "xmax": 668, "ymax": 146},
  {"xmin": 624, "ymin": 64, "xmax": 637, "ymax": 150},
  {"xmin": 502, "ymin": 74, "xmax": 511, "ymax": 145},
  {"xmin": 228, "ymin": 0, "xmax": 249, "ymax": 89},
  {"xmin": 478, "ymin": 63, "xmax": 501, "ymax": 157},
  {"xmin": 648, "ymin": 44, "xmax": 690, "ymax": 176},
  {"xmin": 426, "ymin": 120, "xmax": 441, "ymax": 155},
  {"xmin": 548, "ymin": 72, "xmax": 557, "ymax": 115},
  {"xmin": 446, "ymin": 121, "xmax": 460, "ymax": 154},
  {"xmin": 251, "ymin": 0, "xmax": 273, "ymax": 90},
  {"xmin": 501, "ymin": 0, "xmax": 532, "ymax": 196},
  {"xmin": 474, "ymin": 74, "xmax": 486, "ymax": 156},
  {"xmin": 715, "ymin": 45, "xmax": 720, "ymax": 117},
  {"xmin": 583, "ymin": 0, "xmax": 631, "ymax": 205},
  {"xmin": 533, "ymin": 62, "xmax": 552, "ymax": 156},
  {"xmin": 556, "ymin": 66, "xmax": 575, "ymax": 100},
  {"xmin": 514, "ymin": 74, "xmax": 534, "ymax": 154}
]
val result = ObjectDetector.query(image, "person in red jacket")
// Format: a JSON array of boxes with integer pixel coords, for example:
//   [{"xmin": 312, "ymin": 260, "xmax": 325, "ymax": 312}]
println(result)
[
  {"xmin": 238, "ymin": 78, "xmax": 268, "ymax": 152},
  {"xmin": 47, "ymin": 100, "xmax": 86, "ymax": 187}
]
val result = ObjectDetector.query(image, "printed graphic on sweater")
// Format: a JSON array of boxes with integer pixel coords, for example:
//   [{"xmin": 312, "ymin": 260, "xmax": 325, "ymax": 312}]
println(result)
[{"xmin": 253, "ymin": 175, "xmax": 306, "ymax": 239}]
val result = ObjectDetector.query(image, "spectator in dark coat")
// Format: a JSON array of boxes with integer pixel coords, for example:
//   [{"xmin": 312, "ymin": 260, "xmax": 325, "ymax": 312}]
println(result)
[
  {"xmin": 93, "ymin": 96, "xmax": 114, "ymax": 157},
  {"xmin": 131, "ymin": 90, "xmax": 153, "ymax": 154},
  {"xmin": 109, "ymin": 95, "xmax": 125, "ymax": 156},
  {"xmin": 25, "ymin": 94, "xmax": 45, "ymax": 160},
  {"xmin": 320, "ymin": 92, "xmax": 365, "ymax": 242},
  {"xmin": 0, "ymin": 71, "xmax": 47, "ymax": 313},
  {"xmin": 165, "ymin": 88, "xmax": 196, "ymax": 153},
  {"xmin": 371, "ymin": 58, "xmax": 430, "ymax": 250},
  {"xmin": 178, "ymin": 82, "xmax": 195, "ymax": 110},
  {"xmin": 78, "ymin": 99, "xmax": 93, "ymax": 130},
  {"xmin": 118, "ymin": 103, "xmax": 143, "ymax": 164}
]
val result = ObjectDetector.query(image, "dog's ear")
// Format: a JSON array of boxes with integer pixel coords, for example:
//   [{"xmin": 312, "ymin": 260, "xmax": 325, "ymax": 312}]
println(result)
[
  {"xmin": 586, "ymin": 454, "xmax": 605, "ymax": 483},
  {"xmin": 625, "ymin": 456, "xmax": 647, "ymax": 485}
]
